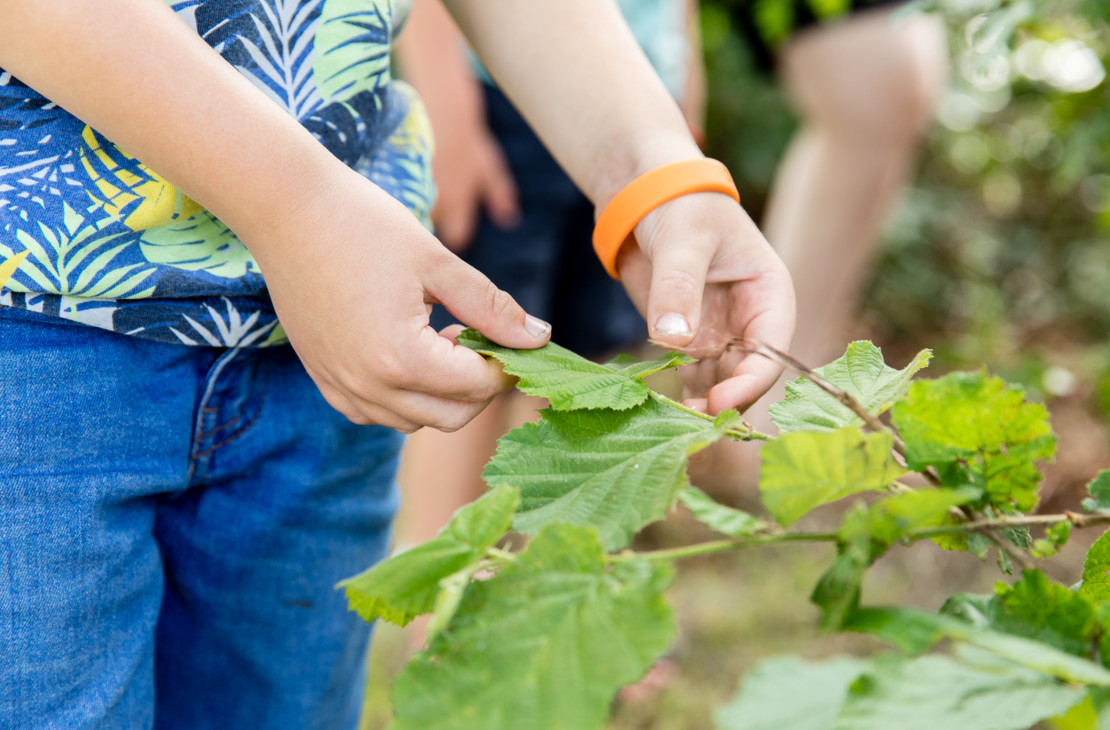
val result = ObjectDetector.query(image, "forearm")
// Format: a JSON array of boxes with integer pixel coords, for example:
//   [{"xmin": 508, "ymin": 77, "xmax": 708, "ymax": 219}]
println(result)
[
  {"xmin": 0, "ymin": 0, "xmax": 356, "ymax": 254},
  {"xmin": 684, "ymin": 0, "xmax": 708, "ymax": 142},
  {"xmin": 443, "ymin": 0, "xmax": 702, "ymax": 208},
  {"xmin": 394, "ymin": 0, "xmax": 484, "ymax": 132}
]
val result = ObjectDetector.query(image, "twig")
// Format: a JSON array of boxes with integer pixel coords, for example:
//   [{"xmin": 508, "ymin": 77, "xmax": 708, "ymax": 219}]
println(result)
[
  {"xmin": 727, "ymin": 337, "xmax": 904, "ymax": 446},
  {"xmin": 647, "ymin": 390, "xmax": 765, "ymax": 441},
  {"xmin": 609, "ymin": 530, "xmax": 839, "ymax": 564},
  {"xmin": 607, "ymin": 511, "xmax": 1110, "ymax": 565},
  {"xmin": 919, "ymin": 510, "xmax": 1110, "ymax": 537}
]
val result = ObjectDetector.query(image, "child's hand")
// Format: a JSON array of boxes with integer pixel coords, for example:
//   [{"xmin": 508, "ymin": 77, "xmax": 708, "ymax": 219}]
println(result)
[
  {"xmin": 430, "ymin": 116, "xmax": 519, "ymax": 253},
  {"xmin": 254, "ymin": 168, "xmax": 549, "ymax": 432},
  {"xmin": 614, "ymin": 192, "xmax": 795, "ymax": 414}
]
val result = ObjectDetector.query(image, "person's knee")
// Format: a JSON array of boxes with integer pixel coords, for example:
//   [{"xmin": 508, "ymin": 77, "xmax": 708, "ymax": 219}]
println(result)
[
  {"xmin": 783, "ymin": 13, "xmax": 948, "ymax": 145},
  {"xmin": 883, "ymin": 17, "xmax": 949, "ymax": 140}
]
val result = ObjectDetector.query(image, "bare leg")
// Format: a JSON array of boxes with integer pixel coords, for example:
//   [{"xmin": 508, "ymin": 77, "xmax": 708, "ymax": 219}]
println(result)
[
  {"xmin": 764, "ymin": 8, "xmax": 947, "ymax": 390},
  {"xmin": 690, "ymin": 9, "xmax": 947, "ymax": 497},
  {"xmin": 394, "ymin": 395, "xmax": 509, "ymax": 551}
]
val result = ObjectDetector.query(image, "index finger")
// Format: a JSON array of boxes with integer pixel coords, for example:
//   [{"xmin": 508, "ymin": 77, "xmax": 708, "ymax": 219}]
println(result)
[{"xmin": 706, "ymin": 284, "xmax": 795, "ymax": 414}]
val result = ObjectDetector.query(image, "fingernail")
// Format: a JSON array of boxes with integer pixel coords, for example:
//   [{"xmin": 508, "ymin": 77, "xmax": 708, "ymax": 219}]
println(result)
[
  {"xmin": 653, "ymin": 313, "xmax": 691, "ymax": 337},
  {"xmin": 525, "ymin": 315, "xmax": 551, "ymax": 339}
]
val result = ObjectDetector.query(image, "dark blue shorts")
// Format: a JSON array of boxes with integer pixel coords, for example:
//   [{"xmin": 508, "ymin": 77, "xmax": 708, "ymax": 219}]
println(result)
[{"xmin": 429, "ymin": 85, "xmax": 647, "ymax": 360}]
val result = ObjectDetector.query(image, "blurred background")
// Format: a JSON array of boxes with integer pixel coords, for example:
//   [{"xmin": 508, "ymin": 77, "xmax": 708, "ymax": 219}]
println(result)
[{"xmin": 363, "ymin": 2, "xmax": 1110, "ymax": 727}]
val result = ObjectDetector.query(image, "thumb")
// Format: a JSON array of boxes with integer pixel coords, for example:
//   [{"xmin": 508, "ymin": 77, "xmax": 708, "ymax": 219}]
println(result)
[
  {"xmin": 643, "ymin": 236, "xmax": 712, "ymax": 349},
  {"xmin": 426, "ymin": 253, "xmax": 551, "ymax": 349}
]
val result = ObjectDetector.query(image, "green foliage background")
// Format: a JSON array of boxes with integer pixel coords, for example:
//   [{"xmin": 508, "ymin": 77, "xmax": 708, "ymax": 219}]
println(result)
[{"xmin": 701, "ymin": 0, "xmax": 1110, "ymax": 394}]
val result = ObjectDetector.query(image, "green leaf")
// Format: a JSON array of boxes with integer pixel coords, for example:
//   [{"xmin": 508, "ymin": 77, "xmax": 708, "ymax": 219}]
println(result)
[
  {"xmin": 717, "ymin": 653, "xmax": 1084, "ymax": 730},
  {"xmin": 809, "ymin": 488, "xmax": 978, "ymax": 632},
  {"xmin": 459, "ymin": 330, "xmax": 692, "ymax": 411},
  {"xmin": 1051, "ymin": 693, "xmax": 1099, "ymax": 730},
  {"xmin": 836, "ymin": 653, "xmax": 1085, "ymax": 730},
  {"xmin": 336, "ymin": 485, "xmax": 518, "ymax": 626},
  {"xmin": 392, "ymin": 525, "xmax": 676, "ymax": 730},
  {"xmin": 847, "ymin": 607, "xmax": 1110, "ymax": 686},
  {"xmin": 811, "ymin": 543, "xmax": 870, "ymax": 632},
  {"xmin": 425, "ymin": 562, "xmax": 482, "ymax": 641},
  {"xmin": 1081, "ymin": 531, "xmax": 1110, "ymax": 604},
  {"xmin": 769, "ymin": 341, "xmax": 931, "ymax": 434},
  {"xmin": 850, "ymin": 487, "xmax": 980, "ymax": 548},
  {"xmin": 1097, "ymin": 604, "xmax": 1110, "ymax": 671},
  {"xmin": 1033, "ymin": 521, "xmax": 1075, "ymax": 559},
  {"xmin": 891, "ymin": 372, "xmax": 1056, "ymax": 513},
  {"xmin": 715, "ymin": 655, "xmax": 867, "ymax": 730},
  {"xmin": 484, "ymin": 400, "xmax": 736, "ymax": 549},
  {"xmin": 974, "ymin": 571, "xmax": 1099, "ymax": 657},
  {"xmin": 1083, "ymin": 471, "xmax": 1110, "ymax": 513},
  {"xmin": 678, "ymin": 486, "xmax": 766, "ymax": 537},
  {"xmin": 758, "ymin": 427, "xmax": 904, "ymax": 527},
  {"xmin": 605, "ymin": 350, "xmax": 697, "ymax": 381}
]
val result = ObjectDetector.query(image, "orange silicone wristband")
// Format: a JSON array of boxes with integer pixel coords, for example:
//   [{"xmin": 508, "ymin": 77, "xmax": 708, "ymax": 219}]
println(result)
[{"xmin": 592, "ymin": 158, "xmax": 740, "ymax": 279}]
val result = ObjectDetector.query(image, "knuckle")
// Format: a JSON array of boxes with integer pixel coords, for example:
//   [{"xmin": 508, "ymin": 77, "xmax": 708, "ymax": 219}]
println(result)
[
  {"xmin": 372, "ymin": 349, "xmax": 414, "ymax": 388},
  {"xmin": 433, "ymin": 406, "xmax": 479, "ymax": 434},
  {"xmin": 343, "ymin": 409, "xmax": 374, "ymax": 426},
  {"xmin": 658, "ymin": 269, "xmax": 702, "ymax": 300},
  {"xmin": 484, "ymin": 282, "xmax": 520, "ymax": 323}
]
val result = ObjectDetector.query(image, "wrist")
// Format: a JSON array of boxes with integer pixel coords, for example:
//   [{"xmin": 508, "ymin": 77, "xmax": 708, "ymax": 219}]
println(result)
[
  {"xmin": 592, "ymin": 158, "xmax": 740, "ymax": 279},
  {"xmin": 588, "ymin": 133, "xmax": 704, "ymax": 212}
]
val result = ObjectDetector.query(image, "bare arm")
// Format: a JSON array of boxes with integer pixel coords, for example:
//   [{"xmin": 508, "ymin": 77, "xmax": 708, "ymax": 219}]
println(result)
[
  {"xmin": 0, "ymin": 0, "xmax": 551, "ymax": 431},
  {"xmin": 683, "ymin": 0, "xmax": 708, "ymax": 145},
  {"xmin": 393, "ymin": 0, "xmax": 519, "ymax": 251},
  {"xmin": 445, "ymin": 0, "xmax": 795, "ymax": 411}
]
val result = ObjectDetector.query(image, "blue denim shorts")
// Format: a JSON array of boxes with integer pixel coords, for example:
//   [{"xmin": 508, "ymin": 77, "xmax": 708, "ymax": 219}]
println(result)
[
  {"xmin": 429, "ymin": 84, "xmax": 647, "ymax": 359},
  {"xmin": 0, "ymin": 307, "xmax": 402, "ymax": 729}
]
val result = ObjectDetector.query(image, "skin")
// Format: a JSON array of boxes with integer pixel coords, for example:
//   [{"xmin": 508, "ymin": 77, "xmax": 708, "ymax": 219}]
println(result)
[{"xmin": 0, "ymin": 0, "xmax": 794, "ymax": 432}]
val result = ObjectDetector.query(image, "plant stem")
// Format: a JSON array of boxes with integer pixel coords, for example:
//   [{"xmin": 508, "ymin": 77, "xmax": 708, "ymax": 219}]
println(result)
[
  {"xmin": 914, "ymin": 511, "xmax": 1110, "ymax": 538},
  {"xmin": 608, "ymin": 530, "xmax": 840, "ymax": 564},
  {"xmin": 607, "ymin": 511, "xmax": 1110, "ymax": 565},
  {"xmin": 485, "ymin": 546, "xmax": 518, "ymax": 563},
  {"xmin": 648, "ymin": 390, "xmax": 762, "ymax": 441}
]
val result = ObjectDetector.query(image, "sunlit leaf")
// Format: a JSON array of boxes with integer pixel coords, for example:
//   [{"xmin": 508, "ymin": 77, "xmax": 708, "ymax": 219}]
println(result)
[
  {"xmin": 891, "ymin": 372, "xmax": 1056, "ymax": 513},
  {"xmin": 769, "ymin": 341, "xmax": 931, "ymax": 434},
  {"xmin": 337, "ymin": 485, "xmax": 518, "ymax": 626},
  {"xmin": 1081, "ymin": 530, "xmax": 1110, "ymax": 605},
  {"xmin": 759, "ymin": 427, "xmax": 904, "ymax": 527}
]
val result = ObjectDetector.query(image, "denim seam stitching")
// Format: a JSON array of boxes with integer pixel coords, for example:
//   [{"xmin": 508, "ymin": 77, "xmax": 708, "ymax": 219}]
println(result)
[
  {"xmin": 190, "ymin": 372, "xmax": 271, "ymax": 460},
  {"xmin": 187, "ymin": 345, "xmax": 245, "ymax": 482}
]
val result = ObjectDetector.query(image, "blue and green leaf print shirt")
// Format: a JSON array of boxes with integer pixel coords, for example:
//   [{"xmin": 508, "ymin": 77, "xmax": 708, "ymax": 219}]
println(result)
[{"xmin": 0, "ymin": 0, "xmax": 434, "ymax": 347}]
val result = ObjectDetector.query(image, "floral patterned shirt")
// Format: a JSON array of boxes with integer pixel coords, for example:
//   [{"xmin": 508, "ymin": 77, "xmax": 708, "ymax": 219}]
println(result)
[{"xmin": 0, "ymin": 0, "xmax": 434, "ymax": 347}]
